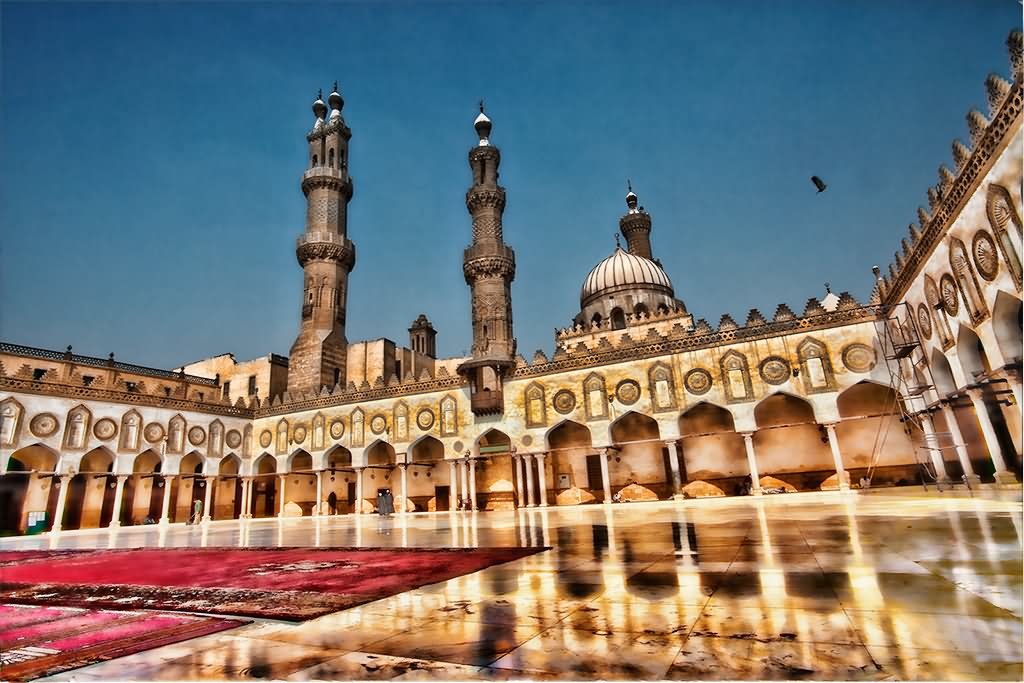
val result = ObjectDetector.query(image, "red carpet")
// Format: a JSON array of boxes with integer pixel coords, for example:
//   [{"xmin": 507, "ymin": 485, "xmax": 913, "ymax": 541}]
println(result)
[
  {"xmin": 0, "ymin": 603, "xmax": 245, "ymax": 681},
  {"xmin": 0, "ymin": 547, "xmax": 544, "ymax": 621}
]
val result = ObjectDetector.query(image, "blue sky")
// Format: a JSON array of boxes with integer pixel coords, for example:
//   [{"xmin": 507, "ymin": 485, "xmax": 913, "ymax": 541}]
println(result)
[{"xmin": 1, "ymin": 1, "xmax": 1019, "ymax": 368}]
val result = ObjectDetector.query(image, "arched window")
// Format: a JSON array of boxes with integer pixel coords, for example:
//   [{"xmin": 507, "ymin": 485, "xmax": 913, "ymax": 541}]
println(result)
[
  {"xmin": 656, "ymin": 303, "xmax": 669, "ymax": 315},
  {"xmin": 949, "ymin": 237, "xmax": 988, "ymax": 323},
  {"xmin": 328, "ymin": 148, "xmax": 335, "ymax": 168},
  {"xmin": 611, "ymin": 308, "xmax": 626, "ymax": 330},
  {"xmin": 311, "ymin": 154, "xmax": 318, "ymax": 168},
  {"xmin": 340, "ymin": 150, "xmax": 346, "ymax": 170},
  {"xmin": 634, "ymin": 303, "xmax": 650, "ymax": 318},
  {"xmin": 591, "ymin": 312, "xmax": 603, "ymax": 327}
]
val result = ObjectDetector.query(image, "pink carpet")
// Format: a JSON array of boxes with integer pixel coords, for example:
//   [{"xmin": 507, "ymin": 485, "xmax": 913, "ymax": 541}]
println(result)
[{"xmin": 0, "ymin": 546, "xmax": 545, "ymax": 621}]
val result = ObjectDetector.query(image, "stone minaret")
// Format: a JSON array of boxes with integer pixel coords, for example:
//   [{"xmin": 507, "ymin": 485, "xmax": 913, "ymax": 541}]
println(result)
[
  {"xmin": 287, "ymin": 85, "xmax": 356, "ymax": 394},
  {"xmin": 457, "ymin": 104, "xmax": 517, "ymax": 415},
  {"xmin": 619, "ymin": 181, "xmax": 653, "ymax": 260}
]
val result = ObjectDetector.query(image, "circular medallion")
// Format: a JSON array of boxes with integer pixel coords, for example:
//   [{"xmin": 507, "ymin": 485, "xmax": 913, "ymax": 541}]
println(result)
[
  {"xmin": 188, "ymin": 426, "xmax": 206, "ymax": 446},
  {"xmin": 370, "ymin": 415, "xmax": 387, "ymax": 435},
  {"xmin": 416, "ymin": 409, "xmax": 435, "ymax": 431},
  {"xmin": 259, "ymin": 430, "xmax": 273, "ymax": 448},
  {"xmin": 292, "ymin": 425, "xmax": 307, "ymax": 443},
  {"xmin": 758, "ymin": 356, "xmax": 791, "ymax": 385},
  {"xmin": 144, "ymin": 422, "xmax": 165, "ymax": 443},
  {"xmin": 615, "ymin": 379, "xmax": 641, "ymax": 405},
  {"xmin": 924, "ymin": 276, "xmax": 940, "ymax": 308},
  {"xmin": 552, "ymin": 390, "xmax": 577, "ymax": 414},
  {"xmin": 93, "ymin": 418, "xmax": 117, "ymax": 441},
  {"xmin": 916, "ymin": 303, "xmax": 933, "ymax": 340},
  {"xmin": 453, "ymin": 440, "xmax": 464, "ymax": 453},
  {"xmin": 521, "ymin": 435, "xmax": 533, "ymax": 447},
  {"xmin": 684, "ymin": 368, "xmax": 713, "ymax": 395},
  {"xmin": 841, "ymin": 343, "xmax": 877, "ymax": 373},
  {"xmin": 29, "ymin": 413, "xmax": 59, "ymax": 438},
  {"xmin": 329, "ymin": 419, "xmax": 345, "ymax": 439},
  {"xmin": 939, "ymin": 274, "xmax": 960, "ymax": 316},
  {"xmin": 225, "ymin": 429, "xmax": 242, "ymax": 449},
  {"xmin": 972, "ymin": 230, "xmax": 999, "ymax": 281}
]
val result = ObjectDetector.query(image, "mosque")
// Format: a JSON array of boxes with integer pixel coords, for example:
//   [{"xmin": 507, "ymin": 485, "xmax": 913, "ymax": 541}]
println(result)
[{"xmin": 0, "ymin": 34, "xmax": 1021, "ymax": 535}]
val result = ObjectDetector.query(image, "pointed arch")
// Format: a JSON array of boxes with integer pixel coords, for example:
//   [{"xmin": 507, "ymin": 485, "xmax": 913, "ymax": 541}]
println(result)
[
  {"xmin": 7, "ymin": 443, "xmax": 58, "ymax": 472},
  {"xmin": 925, "ymin": 274, "xmax": 954, "ymax": 349},
  {"xmin": 179, "ymin": 450, "xmax": 205, "ymax": 475},
  {"xmin": 325, "ymin": 444, "xmax": 352, "ymax": 469},
  {"xmin": 991, "ymin": 290, "xmax": 1023, "ymax": 364},
  {"xmin": 796, "ymin": 337, "xmax": 836, "ymax": 393},
  {"xmin": 132, "ymin": 448, "xmax": 163, "ymax": 473},
  {"xmin": 679, "ymin": 401, "xmax": 736, "ymax": 436},
  {"xmin": 0, "ymin": 397, "xmax": 24, "ymax": 449},
  {"xmin": 955, "ymin": 324, "xmax": 991, "ymax": 381},
  {"xmin": 438, "ymin": 396, "xmax": 457, "ymax": 436},
  {"xmin": 365, "ymin": 439, "xmax": 396, "ymax": 466},
  {"xmin": 930, "ymin": 348, "xmax": 959, "ymax": 395},
  {"xmin": 476, "ymin": 428, "xmax": 512, "ymax": 456},
  {"xmin": 218, "ymin": 453, "xmax": 241, "ymax": 475},
  {"xmin": 719, "ymin": 350, "xmax": 753, "ymax": 402},
  {"xmin": 609, "ymin": 410, "xmax": 660, "ymax": 445},
  {"xmin": 253, "ymin": 453, "xmax": 277, "ymax": 474},
  {"xmin": 524, "ymin": 382, "xmax": 547, "ymax": 427},
  {"xmin": 836, "ymin": 380, "xmax": 902, "ymax": 419},
  {"xmin": 409, "ymin": 435, "xmax": 444, "ymax": 463},
  {"xmin": 754, "ymin": 392, "xmax": 817, "ymax": 428},
  {"xmin": 242, "ymin": 424, "xmax": 253, "ymax": 458},
  {"xmin": 311, "ymin": 412, "xmax": 326, "ymax": 450},
  {"xmin": 288, "ymin": 449, "xmax": 313, "ymax": 472},
  {"xmin": 949, "ymin": 237, "xmax": 988, "ymax": 324},
  {"xmin": 118, "ymin": 409, "xmax": 143, "ymax": 452},
  {"xmin": 79, "ymin": 446, "xmax": 115, "ymax": 473},
  {"xmin": 545, "ymin": 419, "xmax": 593, "ymax": 450},
  {"xmin": 63, "ymin": 404, "xmax": 92, "ymax": 450},
  {"xmin": 647, "ymin": 361, "xmax": 678, "ymax": 412}
]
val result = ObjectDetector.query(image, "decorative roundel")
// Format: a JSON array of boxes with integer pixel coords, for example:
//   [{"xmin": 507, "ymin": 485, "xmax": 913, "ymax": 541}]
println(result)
[
  {"xmin": 684, "ymin": 368, "xmax": 713, "ymax": 395},
  {"xmin": 940, "ymin": 274, "xmax": 960, "ymax": 316},
  {"xmin": 29, "ymin": 413, "xmax": 59, "ymax": 438},
  {"xmin": 521, "ymin": 435, "xmax": 533, "ymax": 447},
  {"xmin": 225, "ymin": 429, "xmax": 242, "ymax": 449},
  {"xmin": 453, "ymin": 440, "xmax": 464, "ymax": 453},
  {"xmin": 144, "ymin": 422, "xmax": 165, "ymax": 443},
  {"xmin": 259, "ymin": 430, "xmax": 273, "ymax": 448},
  {"xmin": 615, "ymin": 379, "xmax": 641, "ymax": 405},
  {"xmin": 552, "ymin": 389, "xmax": 577, "ymax": 414},
  {"xmin": 416, "ymin": 408, "xmax": 435, "ymax": 431},
  {"xmin": 370, "ymin": 415, "xmax": 387, "ymax": 435},
  {"xmin": 292, "ymin": 425, "xmax": 307, "ymax": 443},
  {"xmin": 329, "ymin": 419, "xmax": 345, "ymax": 440},
  {"xmin": 188, "ymin": 426, "xmax": 206, "ymax": 446},
  {"xmin": 841, "ymin": 343, "xmax": 877, "ymax": 373},
  {"xmin": 972, "ymin": 230, "xmax": 999, "ymax": 281},
  {"xmin": 758, "ymin": 356, "xmax": 791, "ymax": 385},
  {"xmin": 93, "ymin": 418, "xmax": 117, "ymax": 441},
  {"xmin": 916, "ymin": 303, "xmax": 933, "ymax": 340}
]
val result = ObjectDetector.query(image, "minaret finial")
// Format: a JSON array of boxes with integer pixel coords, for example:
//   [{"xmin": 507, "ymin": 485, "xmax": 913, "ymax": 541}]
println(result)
[
  {"xmin": 614, "ymin": 233, "xmax": 621, "ymax": 249},
  {"xmin": 825, "ymin": 282, "xmax": 831, "ymax": 293},
  {"xmin": 333, "ymin": 80, "xmax": 338, "ymax": 92},
  {"xmin": 479, "ymin": 99, "xmax": 485, "ymax": 113},
  {"xmin": 318, "ymin": 88, "xmax": 323, "ymax": 99},
  {"xmin": 627, "ymin": 179, "xmax": 632, "ymax": 192},
  {"xmin": 474, "ymin": 101, "xmax": 492, "ymax": 146}
]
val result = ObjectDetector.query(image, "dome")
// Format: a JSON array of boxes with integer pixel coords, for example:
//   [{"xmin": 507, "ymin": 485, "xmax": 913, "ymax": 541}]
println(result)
[{"xmin": 581, "ymin": 247, "xmax": 673, "ymax": 306}]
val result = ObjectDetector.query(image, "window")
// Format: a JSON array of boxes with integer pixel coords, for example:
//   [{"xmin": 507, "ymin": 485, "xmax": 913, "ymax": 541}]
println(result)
[
  {"xmin": 311, "ymin": 154, "xmax": 318, "ymax": 167},
  {"xmin": 395, "ymin": 360, "xmax": 402, "ymax": 380},
  {"xmin": 328, "ymin": 148, "xmax": 335, "ymax": 167},
  {"xmin": 125, "ymin": 381, "xmax": 138, "ymax": 392},
  {"xmin": 222, "ymin": 381, "xmax": 230, "ymax": 399},
  {"xmin": 333, "ymin": 368, "xmax": 341, "ymax": 386},
  {"xmin": 82, "ymin": 375, "xmax": 95, "ymax": 386},
  {"xmin": 611, "ymin": 308, "xmax": 626, "ymax": 330},
  {"xmin": 197, "ymin": 392, "xmax": 204, "ymax": 402},
  {"xmin": 32, "ymin": 368, "xmax": 46, "ymax": 381},
  {"xmin": 163, "ymin": 386, "xmax": 172, "ymax": 397},
  {"xmin": 248, "ymin": 375, "xmax": 257, "ymax": 396}
]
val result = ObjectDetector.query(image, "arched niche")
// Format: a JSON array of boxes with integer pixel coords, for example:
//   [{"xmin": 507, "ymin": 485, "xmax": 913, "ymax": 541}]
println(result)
[{"xmin": 677, "ymin": 402, "xmax": 746, "ymax": 491}]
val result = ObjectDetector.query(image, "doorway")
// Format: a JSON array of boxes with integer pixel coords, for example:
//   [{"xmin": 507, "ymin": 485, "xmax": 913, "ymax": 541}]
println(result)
[{"xmin": 435, "ymin": 485, "xmax": 450, "ymax": 512}]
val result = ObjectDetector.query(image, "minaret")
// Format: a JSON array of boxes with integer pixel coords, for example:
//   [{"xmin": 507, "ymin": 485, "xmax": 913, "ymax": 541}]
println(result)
[
  {"xmin": 287, "ymin": 84, "xmax": 356, "ymax": 394},
  {"xmin": 457, "ymin": 103, "xmax": 517, "ymax": 415},
  {"xmin": 619, "ymin": 181, "xmax": 654, "ymax": 260}
]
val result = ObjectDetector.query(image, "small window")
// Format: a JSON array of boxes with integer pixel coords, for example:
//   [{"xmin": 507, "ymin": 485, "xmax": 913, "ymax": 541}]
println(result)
[
  {"xmin": 611, "ymin": 308, "xmax": 626, "ymax": 330},
  {"xmin": 248, "ymin": 375, "xmax": 257, "ymax": 396},
  {"xmin": 328, "ymin": 148, "xmax": 335, "ymax": 167},
  {"xmin": 32, "ymin": 368, "xmax": 46, "ymax": 381},
  {"xmin": 333, "ymin": 368, "xmax": 341, "ymax": 386},
  {"xmin": 311, "ymin": 154, "xmax": 318, "ymax": 167},
  {"xmin": 125, "ymin": 381, "xmax": 138, "ymax": 392},
  {"xmin": 163, "ymin": 386, "xmax": 172, "ymax": 397},
  {"xmin": 82, "ymin": 375, "xmax": 95, "ymax": 386},
  {"xmin": 222, "ymin": 381, "xmax": 230, "ymax": 399},
  {"xmin": 197, "ymin": 392, "xmax": 204, "ymax": 402}
]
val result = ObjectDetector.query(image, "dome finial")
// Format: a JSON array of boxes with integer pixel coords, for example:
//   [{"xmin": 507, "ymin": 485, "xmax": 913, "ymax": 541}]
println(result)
[
  {"xmin": 825, "ymin": 282, "xmax": 831, "ymax": 294},
  {"xmin": 615, "ymin": 233, "xmax": 621, "ymax": 249},
  {"xmin": 474, "ymin": 100, "xmax": 492, "ymax": 146}
]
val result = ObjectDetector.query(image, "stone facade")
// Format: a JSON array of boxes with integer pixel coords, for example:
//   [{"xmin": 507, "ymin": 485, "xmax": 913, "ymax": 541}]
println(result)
[{"xmin": 1, "ymin": 36, "xmax": 1022, "ymax": 534}]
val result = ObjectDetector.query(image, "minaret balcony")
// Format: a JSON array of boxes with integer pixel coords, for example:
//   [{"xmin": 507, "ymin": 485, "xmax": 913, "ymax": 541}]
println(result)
[
  {"xmin": 301, "ymin": 166, "xmax": 352, "ymax": 196},
  {"xmin": 296, "ymin": 232, "xmax": 356, "ymax": 268},
  {"xmin": 463, "ymin": 243, "xmax": 516, "ymax": 282}
]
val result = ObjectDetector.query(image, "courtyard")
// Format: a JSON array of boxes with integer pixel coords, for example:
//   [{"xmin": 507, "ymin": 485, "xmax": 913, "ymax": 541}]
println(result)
[{"xmin": 3, "ymin": 489, "xmax": 1021, "ymax": 681}]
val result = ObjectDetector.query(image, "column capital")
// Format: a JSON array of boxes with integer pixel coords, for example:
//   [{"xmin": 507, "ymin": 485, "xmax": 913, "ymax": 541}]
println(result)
[
  {"xmin": 397, "ymin": 462, "xmax": 408, "ymax": 470},
  {"xmin": 819, "ymin": 421, "xmax": 840, "ymax": 429},
  {"xmin": 964, "ymin": 386, "xmax": 985, "ymax": 400},
  {"xmin": 739, "ymin": 431, "xmax": 755, "ymax": 440}
]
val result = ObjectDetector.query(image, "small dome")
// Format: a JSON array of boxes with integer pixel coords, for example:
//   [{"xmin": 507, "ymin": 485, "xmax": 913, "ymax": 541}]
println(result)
[
  {"xmin": 581, "ymin": 247, "xmax": 673, "ymax": 306},
  {"xmin": 312, "ymin": 90, "xmax": 327, "ymax": 121},
  {"xmin": 474, "ymin": 102, "xmax": 492, "ymax": 145},
  {"xmin": 328, "ymin": 82, "xmax": 344, "ymax": 117}
]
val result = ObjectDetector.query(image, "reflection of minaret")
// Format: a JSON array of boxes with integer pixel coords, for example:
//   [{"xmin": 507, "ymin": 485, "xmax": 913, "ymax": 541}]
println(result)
[
  {"xmin": 457, "ymin": 103, "xmax": 517, "ymax": 415},
  {"xmin": 288, "ymin": 85, "xmax": 356, "ymax": 393},
  {"xmin": 618, "ymin": 181, "xmax": 653, "ymax": 260}
]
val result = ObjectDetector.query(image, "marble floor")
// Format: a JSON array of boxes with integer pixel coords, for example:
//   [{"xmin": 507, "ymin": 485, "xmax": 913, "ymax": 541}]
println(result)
[{"xmin": 4, "ymin": 489, "xmax": 1021, "ymax": 681}]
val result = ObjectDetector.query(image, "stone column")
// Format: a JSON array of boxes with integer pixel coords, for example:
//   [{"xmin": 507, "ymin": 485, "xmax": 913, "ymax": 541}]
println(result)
[
  {"xmin": 535, "ymin": 453, "xmax": 548, "ymax": 507},
  {"xmin": 108, "ymin": 475, "xmax": 128, "ymax": 528},
  {"xmin": 447, "ymin": 461, "xmax": 457, "ymax": 510},
  {"xmin": 50, "ymin": 474, "xmax": 70, "ymax": 532},
  {"xmin": 918, "ymin": 412, "xmax": 950, "ymax": 482},
  {"xmin": 355, "ymin": 467, "xmax": 364, "ymax": 515},
  {"xmin": 822, "ymin": 424, "xmax": 850, "ymax": 491},
  {"xmin": 314, "ymin": 471, "xmax": 323, "ymax": 517},
  {"xmin": 966, "ymin": 388, "xmax": 1014, "ymax": 483},
  {"xmin": 399, "ymin": 463, "xmax": 408, "ymax": 514},
  {"xmin": 511, "ymin": 455, "xmax": 522, "ymax": 507},
  {"xmin": 278, "ymin": 475, "xmax": 287, "ymax": 517},
  {"xmin": 240, "ymin": 477, "xmax": 251, "ymax": 519},
  {"xmin": 524, "ymin": 455, "xmax": 536, "ymax": 507},
  {"xmin": 515, "ymin": 456, "xmax": 527, "ymax": 508},
  {"xmin": 665, "ymin": 441, "xmax": 683, "ymax": 498},
  {"xmin": 740, "ymin": 433, "xmax": 762, "ymax": 495},
  {"xmin": 159, "ymin": 475, "xmax": 175, "ymax": 526},
  {"xmin": 940, "ymin": 402, "xmax": 979, "ymax": 485},
  {"xmin": 460, "ymin": 460, "xmax": 470, "ymax": 507},
  {"xmin": 600, "ymin": 448, "xmax": 613, "ymax": 504},
  {"xmin": 202, "ymin": 476, "xmax": 214, "ymax": 523},
  {"xmin": 468, "ymin": 458, "xmax": 478, "ymax": 510}
]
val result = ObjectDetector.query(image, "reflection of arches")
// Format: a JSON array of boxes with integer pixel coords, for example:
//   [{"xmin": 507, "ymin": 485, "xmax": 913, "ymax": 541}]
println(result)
[
  {"xmin": 991, "ymin": 291, "xmax": 1023, "ymax": 363},
  {"xmin": 678, "ymin": 402, "xmax": 745, "ymax": 493},
  {"xmin": 753, "ymin": 394, "xmax": 830, "ymax": 491},
  {"xmin": 608, "ymin": 411, "xmax": 667, "ymax": 498},
  {"xmin": 949, "ymin": 237, "xmax": 988, "ymax": 324}
]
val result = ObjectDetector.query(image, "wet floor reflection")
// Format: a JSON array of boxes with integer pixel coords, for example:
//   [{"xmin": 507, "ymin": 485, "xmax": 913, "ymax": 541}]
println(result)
[{"xmin": 14, "ymin": 491, "xmax": 1023, "ymax": 681}]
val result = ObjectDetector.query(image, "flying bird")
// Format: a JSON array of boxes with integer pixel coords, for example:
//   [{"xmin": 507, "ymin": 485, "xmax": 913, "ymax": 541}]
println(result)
[{"xmin": 811, "ymin": 176, "xmax": 827, "ymax": 193}]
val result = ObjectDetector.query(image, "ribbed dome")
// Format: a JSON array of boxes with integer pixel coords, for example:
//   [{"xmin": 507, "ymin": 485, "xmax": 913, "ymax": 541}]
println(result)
[{"xmin": 581, "ymin": 247, "xmax": 673, "ymax": 305}]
